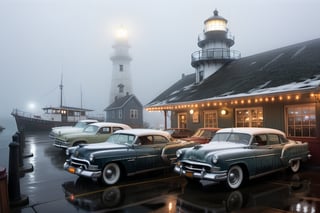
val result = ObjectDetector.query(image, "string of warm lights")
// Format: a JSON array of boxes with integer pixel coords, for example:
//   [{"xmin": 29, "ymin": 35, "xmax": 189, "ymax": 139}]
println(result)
[{"xmin": 145, "ymin": 92, "xmax": 316, "ymax": 112}]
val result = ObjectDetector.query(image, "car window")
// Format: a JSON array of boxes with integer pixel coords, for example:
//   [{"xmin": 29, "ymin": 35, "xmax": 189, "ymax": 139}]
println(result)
[
  {"xmin": 153, "ymin": 135, "xmax": 169, "ymax": 144},
  {"xmin": 99, "ymin": 127, "xmax": 111, "ymax": 134},
  {"xmin": 212, "ymin": 132, "xmax": 250, "ymax": 145},
  {"xmin": 113, "ymin": 127, "xmax": 124, "ymax": 132},
  {"xmin": 267, "ymin": 134, "xmax": 281, "ymax": 145},
  {"xmin": 253, "ymin": 135, "xmax": 267, "ymax": 146},
  {"xmin": 193, "ymin": 129, "xmax": 204, "ymax": 137},
  {"xmin": 139, "ymin": 136, "xmax": 152, "ymax": 145},
  {"xmin": 107, "ymin": 133, "xmax": 135, "ymax": 145},
  {"xmin": 212, "ymin": 133, "xmax": 229, "ymax": 141},
  {"xmin": 202, "ymin": 130, "xmax": 213, "ymax": 138},
  {"xmin": 75, "ymin": 122, "xmax": 87, "ymax": 128},
  {"xmin": 83, "ymin": 125, "xmax": 98, "ymax": 133}
]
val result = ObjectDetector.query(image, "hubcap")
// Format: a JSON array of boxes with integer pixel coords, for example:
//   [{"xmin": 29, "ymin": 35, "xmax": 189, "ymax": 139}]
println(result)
[{"xmin": 229, "ymin": 170, "xmax": 239, "ymax": 184}]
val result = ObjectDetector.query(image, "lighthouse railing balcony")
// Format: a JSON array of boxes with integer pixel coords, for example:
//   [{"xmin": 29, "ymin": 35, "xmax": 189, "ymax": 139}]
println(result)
[{"xmin": 191, "ymin": 48, "xmax": 241, "ymax": 66}]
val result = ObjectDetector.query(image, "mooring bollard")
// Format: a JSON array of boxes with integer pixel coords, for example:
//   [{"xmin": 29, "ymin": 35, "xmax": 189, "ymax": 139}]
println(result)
[
  {"xmin": 8, "ymin": 141, "xmax": 29, "ymax": 207},
  {"xmin": 20, "ymin": 130, "xmax": 33, "ymax": 158},
  {"xmin": 12, "ymin": 133, "xmax": 33, "ymax": 175},
  {"xmin": 0, "ymin": 167, "xmax": 9, "ymax": 213},
  {"xmin": 12, "ymin": 133, "xmax": 24, "ymax": 168}
]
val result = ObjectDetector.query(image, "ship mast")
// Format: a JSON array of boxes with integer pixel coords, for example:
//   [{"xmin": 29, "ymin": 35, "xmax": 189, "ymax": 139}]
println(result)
[{"xmin": 59, "ymin": 74, "xmax": 63, "ymax": 108}]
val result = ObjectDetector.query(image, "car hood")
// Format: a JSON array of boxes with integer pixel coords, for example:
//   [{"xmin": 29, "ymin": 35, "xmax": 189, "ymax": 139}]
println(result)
[
  {"xmin": 62, "ymin": 132, "xmax": 95, "ymax": 140},
  {"xmin": 52, "ymin": 127, "xmax": 83, "ymax": 135},
  {"xmin": 73, "ymin": 142, "xmax": 128, "ymax": 158},
  {"xmin": 183, "ymin": 142, "xmax": 247, "ymax": 162}
]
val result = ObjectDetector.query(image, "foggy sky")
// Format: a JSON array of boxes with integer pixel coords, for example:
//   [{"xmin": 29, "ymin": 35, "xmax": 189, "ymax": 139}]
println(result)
[{"xmin": 1, "ymin": 0, "xmax": 320, "ymax": 126}]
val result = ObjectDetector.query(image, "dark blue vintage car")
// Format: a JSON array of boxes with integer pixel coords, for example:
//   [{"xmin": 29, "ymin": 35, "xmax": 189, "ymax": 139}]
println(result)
[
  {"xmin": 64, "ymin": 129, "xmax": 197, "ymax": 185},
  {"xmin": 174, "ymin": 128, "xmax": 311, "ymax": 189}
]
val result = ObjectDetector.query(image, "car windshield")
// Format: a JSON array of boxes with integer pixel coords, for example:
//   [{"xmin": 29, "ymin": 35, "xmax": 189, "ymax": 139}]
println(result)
[
  {"xmin": 74, "ymin": 122, "xmax": 88, "ymax": 128},
  {"xmin": 106, "ymin": 133, "xmax": 136, "ymax": 145},
  {"xmin": 211, "ymin": 132, "xmax": 251, "ymax": 145},
  {"xmin": 192, "ymin": 129, "xmax": 206, "ymax": 137},
  {"xmin": 165, "ymin": 129, "xmax": 174, "ymax": 134},
  {"xmin": 192, "ymin": 129, "xmax": 213, "ymax": 138},
  {"xmin": 83, "ymin": 125, "xmax": 99, "ymax": 133}
]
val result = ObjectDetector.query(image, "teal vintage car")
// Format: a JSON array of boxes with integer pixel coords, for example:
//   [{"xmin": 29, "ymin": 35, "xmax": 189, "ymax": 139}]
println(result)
[
  {"xmin": 64, "ymin": 129, "xmax": 197, "ymax": 185},
  {"xmin": 174, "ymin": 127, "xmax": 311, "ymax": 189}
]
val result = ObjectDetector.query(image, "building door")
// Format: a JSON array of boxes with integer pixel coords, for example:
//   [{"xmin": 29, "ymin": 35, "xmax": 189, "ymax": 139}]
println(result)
[{"xmin": 178, "ymin": 113, "xmax": 187, "ymax": 128}]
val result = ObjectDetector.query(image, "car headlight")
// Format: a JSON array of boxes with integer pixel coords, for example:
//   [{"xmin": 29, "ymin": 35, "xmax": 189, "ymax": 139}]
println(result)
[
  {"xmin": 66, "ymin": 147, "xmax": 76, "ymax": 156},
  {"xmin": 212, "ymin": 155, "xmax": 218, "ymax": 164},
  {"xmin": 176, "ymin": 149, "xmax": 183, "ymax": 158},
  {"xmin": 89, "ymin": 153, "xmax": 94, "ymax": 162}
]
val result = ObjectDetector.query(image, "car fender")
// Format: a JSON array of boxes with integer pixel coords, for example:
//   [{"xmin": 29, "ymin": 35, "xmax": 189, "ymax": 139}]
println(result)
[
  {"xmin": 281, "ymin": 142, "xmax": 310, "ymax": 164},
  {"xmin": 161, "ymin": 142, "xmax": 196, "ymax": 163},
  {"xmin": 71, "ymin": 140, "xmax": 89, "ymax": 146}
]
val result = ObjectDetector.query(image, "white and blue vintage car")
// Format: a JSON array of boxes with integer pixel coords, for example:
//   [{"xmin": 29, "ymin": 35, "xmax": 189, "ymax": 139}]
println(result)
[{"xmin": 174, "ymin": 128, "xmax": 311, "ymax": 189}]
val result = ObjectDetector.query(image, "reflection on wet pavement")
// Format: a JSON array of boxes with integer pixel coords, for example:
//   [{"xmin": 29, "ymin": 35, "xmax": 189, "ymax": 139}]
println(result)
[{"xmin": 9, "ymin": 133, "xmax": 320, "ymax": 212}]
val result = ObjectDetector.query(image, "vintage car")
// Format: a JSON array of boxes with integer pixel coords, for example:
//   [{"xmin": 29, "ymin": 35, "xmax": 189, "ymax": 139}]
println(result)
[
  {"xmin": 64, "ymin": 129, "xmax": 197, "ymax": 185},
  {"xmin": 174, "ymin": 127, "xmax": 311, "ymax": 189},
  {"xmin": 181, "ymin": 127, "xmax": 220, "ymax": 144},
  {"xmin": 165, "ymin": 128, "xmax": 194, "ymax": 138},
  {"xmin": 49, "ymin": 119, "xmax": 98, "ymax": 140},
  {"xmin": 53, "ymin": 122, "xmax": 131, "ymax": 148}
]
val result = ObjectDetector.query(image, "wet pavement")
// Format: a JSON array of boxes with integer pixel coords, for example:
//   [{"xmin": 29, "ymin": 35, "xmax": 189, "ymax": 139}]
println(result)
[{"xmin": 2, "ymin": 132, "xmax": 320, "ymax": 213}]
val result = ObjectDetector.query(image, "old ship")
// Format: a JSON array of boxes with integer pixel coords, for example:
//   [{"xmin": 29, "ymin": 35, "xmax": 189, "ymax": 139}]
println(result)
[{"xmin": 11, "ymin": 80, "xmax": 100, "ymax": 132}]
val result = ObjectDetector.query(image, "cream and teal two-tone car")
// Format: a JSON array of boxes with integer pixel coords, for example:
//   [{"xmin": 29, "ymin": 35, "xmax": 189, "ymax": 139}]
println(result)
[
  {"xmin": 174, "ymin": 128, "xmax": 311, "ymax": 189},
  {"xmin": 53, "ymin": 122, "xmax": 131, "ymax": 149}
]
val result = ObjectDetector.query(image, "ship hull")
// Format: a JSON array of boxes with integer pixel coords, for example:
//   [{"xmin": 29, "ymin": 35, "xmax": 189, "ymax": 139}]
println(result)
[{"xmin": 12, "ymin": 114, "xmax": 76, "ymax": 132}]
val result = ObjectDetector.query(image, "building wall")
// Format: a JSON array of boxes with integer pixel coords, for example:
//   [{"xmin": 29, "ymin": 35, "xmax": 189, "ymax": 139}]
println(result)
[
  {"xmin": 106, "ymin": 98, "xmax": 143, "ymax": 128},
  {"xmin": 169, "ymin": 98, "xmax": 320, "ymax": 165},
  {"xmin": 123, "ymin": 98, "xmax": 143, "ymax": 128}
]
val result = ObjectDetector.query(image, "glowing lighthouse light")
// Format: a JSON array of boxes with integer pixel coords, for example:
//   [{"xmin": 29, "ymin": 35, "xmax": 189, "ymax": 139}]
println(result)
[
  {"xmin": 204, "ymin": 9, "xmax": 227, "ymax": 32},
  {"xmin": 116, "ymin": 26, "xmax": 128, "ymax": 40}
]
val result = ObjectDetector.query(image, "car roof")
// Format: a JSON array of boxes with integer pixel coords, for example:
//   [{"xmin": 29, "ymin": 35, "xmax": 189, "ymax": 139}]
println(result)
[
  {"xmin": 89, "ymin": 122, "xmax": 131, "ymax": 129},
  {"xmin": 217, "ymin": 127, "xmax": 285, "ymax": 136},
  {"xmin": 165, "ymin": 128, "xmax": 192, "ymax": 130},
  {"xmin": 79, "ymin": 119, "xmax": 98, "ymax": 123},
  {"xmin": 197, "ymin": 128, "xmax": 220, "ymax": 131},
  {"xmin": 113, "ymin": 129, "xmax": 171, "ymax": 137}
]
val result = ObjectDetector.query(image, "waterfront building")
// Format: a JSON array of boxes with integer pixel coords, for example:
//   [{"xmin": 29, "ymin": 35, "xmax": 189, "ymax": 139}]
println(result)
[{"xmin": 146, "ymin": 10, "xmax": 320, "ymax": 165}]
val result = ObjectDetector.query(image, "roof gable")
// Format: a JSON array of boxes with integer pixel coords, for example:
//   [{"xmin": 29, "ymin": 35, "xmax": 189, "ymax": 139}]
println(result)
[{"xmin": 106, "ymin": 94, "xmax": 143, "ymax": 110}]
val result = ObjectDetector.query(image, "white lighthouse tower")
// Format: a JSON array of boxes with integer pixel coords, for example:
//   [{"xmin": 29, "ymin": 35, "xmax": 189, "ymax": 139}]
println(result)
[
  {"xmin": 191, "ymin": 9, "xmax": 240, "ymax": 83},
  {"xmin": 109, "ymin": 27, "xmax": 133, "ymax": 104}
]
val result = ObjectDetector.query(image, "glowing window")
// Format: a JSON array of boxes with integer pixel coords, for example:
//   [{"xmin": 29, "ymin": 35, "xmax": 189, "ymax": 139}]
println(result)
[{"xmin": 286, "ymin": 104, "xmax": 316, "ymax": 137}]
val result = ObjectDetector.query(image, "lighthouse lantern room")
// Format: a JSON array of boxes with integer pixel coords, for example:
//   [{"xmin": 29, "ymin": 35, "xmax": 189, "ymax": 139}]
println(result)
[{"xmin": 191, "ymin": 9, "xmax": 241, "ymax": 83}]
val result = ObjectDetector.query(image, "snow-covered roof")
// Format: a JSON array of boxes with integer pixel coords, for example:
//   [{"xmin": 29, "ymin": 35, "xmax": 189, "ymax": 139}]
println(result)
[
  {"xmin": 114, "ymin": 128, "xmax": 171, "ymax": 138},
  {"xmin": 217, "ymin": 127, "xmax": 285, "ymax": 136},
  {"xmin": 146, "ymin": 38, "xmax": 320, "ymax": 108},
  {"xmin": 89, "ymin": 122, "xmax": 131, "ymax": 129}
]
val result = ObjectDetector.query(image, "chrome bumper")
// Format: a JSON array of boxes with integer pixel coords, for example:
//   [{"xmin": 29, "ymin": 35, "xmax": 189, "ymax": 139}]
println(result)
[
  {"xmin": 174, "ymin": 165, "xmax": 227, "ymax": 181},
  {"xmin": 53, "ymin": 140, "xmax": 69, "ymax": 149},
  {"xmin": 63, "ymin": 162, "xmax": 101, "ymax": 178}
]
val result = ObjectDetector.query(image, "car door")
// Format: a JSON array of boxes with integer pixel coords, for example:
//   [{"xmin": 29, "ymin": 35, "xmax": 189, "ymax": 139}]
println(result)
[
  {"xmin": 253, "ymin": 134, "xmax": 281, "ymax": 175},
  {"xmin": 265, "ymin": 134, "xmax": 283, "ymax": 169},
  {"xmin": 134, "ymin": 135, "xmax": 159, "ymax": 172},
  {"xmin": 94, "ymin": 127, "xmax": 112, "ymax": 143},
  {"xmin": 150, "ymin": 135, "xmax": 170, "ymax": 167}
]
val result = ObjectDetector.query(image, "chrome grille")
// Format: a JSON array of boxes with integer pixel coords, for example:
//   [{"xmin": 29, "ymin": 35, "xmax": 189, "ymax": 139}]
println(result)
[
  {"xmin": 181, "ymin": 161, "xmax": 211, "ymax": 173},
  {"xmin": 70, "ymin": 157, "xmax": 90, "ymax": 170}
]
